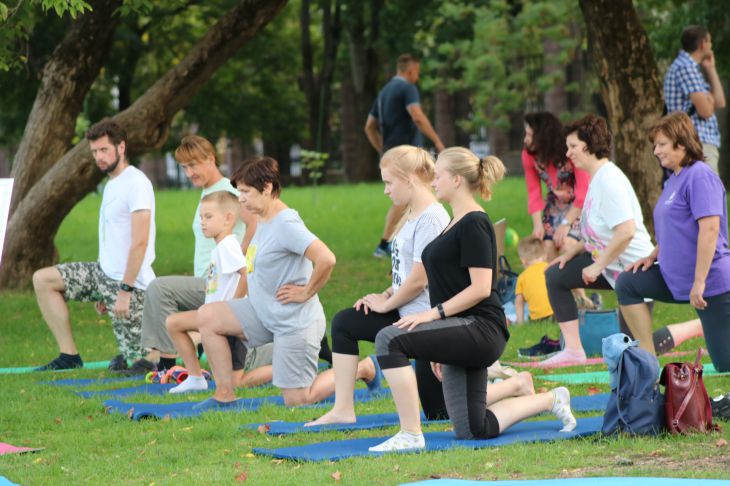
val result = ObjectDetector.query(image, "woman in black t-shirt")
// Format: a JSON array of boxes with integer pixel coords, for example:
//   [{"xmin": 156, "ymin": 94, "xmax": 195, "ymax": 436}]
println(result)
[{"xmin": 369, "ymin": 147, "xmax": 577, "ymax": 452}]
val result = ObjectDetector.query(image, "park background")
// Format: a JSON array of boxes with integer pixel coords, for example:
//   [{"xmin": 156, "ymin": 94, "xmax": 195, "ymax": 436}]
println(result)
[{"xmin": 0, "ymin": 0, "xmax": 729, "ymax": 484}]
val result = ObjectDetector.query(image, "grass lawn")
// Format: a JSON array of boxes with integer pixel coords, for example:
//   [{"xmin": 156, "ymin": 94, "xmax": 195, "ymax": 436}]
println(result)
[{"xmin": 1, "ymin": 178, "xmax": 728, "ymax": 485}]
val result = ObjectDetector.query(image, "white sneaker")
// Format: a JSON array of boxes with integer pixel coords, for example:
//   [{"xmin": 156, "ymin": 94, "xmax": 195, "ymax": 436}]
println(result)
[
  {"xmin": 368, "ymin": 430, "xmax": 425, "ymax": 452},
  {"xmin": 551, "ymin": 386, "xmax": 577, "ymax": 432},
  {"xmin": 169, "ymin": 375, "xmax": 208, "ymax": 394}
]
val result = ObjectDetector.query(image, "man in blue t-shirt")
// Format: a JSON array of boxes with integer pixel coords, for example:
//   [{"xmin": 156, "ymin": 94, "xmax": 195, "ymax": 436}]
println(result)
[
  {"xmin": 365, "ymin": 53, "xmax": 445, "ymax": 258},
  {"xmin": 664, "ymin": 25, "xmax": 726, "ymax": 173}
]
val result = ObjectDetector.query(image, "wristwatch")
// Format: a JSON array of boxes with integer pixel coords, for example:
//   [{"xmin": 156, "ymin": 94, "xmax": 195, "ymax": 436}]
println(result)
[
  {"xmin": 119, "ymin": 282, "xmax": 136, "ymax": 292},
  {"xmin": 560, "ymin": 218, "xmax": 571, "ymax": 226}
]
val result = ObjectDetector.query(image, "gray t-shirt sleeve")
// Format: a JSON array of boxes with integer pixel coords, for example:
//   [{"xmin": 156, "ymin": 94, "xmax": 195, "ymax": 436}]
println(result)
[
  {"xmin": 278, "ymin": 211, "xmax": 317, "ymax": 256},
  {"xmin": 412, "ymin": 210, "xmax": 446, "ymax": 263}
]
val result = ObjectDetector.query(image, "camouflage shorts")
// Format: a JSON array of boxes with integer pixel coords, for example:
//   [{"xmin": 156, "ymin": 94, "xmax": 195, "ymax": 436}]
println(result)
[{"xmin": 57, "ymin": 261, "xmax": 145, "ymax": 360}]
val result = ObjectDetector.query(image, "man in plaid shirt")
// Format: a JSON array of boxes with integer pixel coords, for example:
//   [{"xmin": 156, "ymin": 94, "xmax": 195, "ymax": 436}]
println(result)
[{"xmin": 664, "ymin": 25, "xmax": 726, "ymax": 173}]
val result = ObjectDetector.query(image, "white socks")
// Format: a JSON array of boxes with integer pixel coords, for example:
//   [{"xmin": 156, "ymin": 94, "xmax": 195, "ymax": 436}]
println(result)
[
  {"xmin": 368, "ymin": 429, "xmax": 425, "ymax": 452},
  {"xmin": 169, "ymin": 375, "xmax": 208, "ymax": 394},
  {"xmin": 551, "ymin": 386, "xmax": 577, "ymax": 432}
]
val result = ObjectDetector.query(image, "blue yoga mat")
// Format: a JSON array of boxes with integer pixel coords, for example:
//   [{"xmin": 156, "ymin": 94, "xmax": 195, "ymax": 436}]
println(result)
[
  {"xmin": 76, "ymin": 381, "xmax": 218, "ymax": 398},
  {"xmin": 243, "ymin": 393, "xmax": 610, "ymax": 435},
  {"xmin": 0, "ymin": 477, "xmax": 19, "ymax": 486},
  {"xmin": 253, "ymin": 416, "xmax": 603, "ymax": 462},
  {"xmin": 104, "ymin": 388, "xmax": 388, "ymax": 420},
  {"xmin": 402, "ymin": 478, "xmax": 730, "ymax": 486},
  {"xmin": 43, "ymin": 376, "xmax": 143, "ymax": 387},
  {"xmin": 244, "ymin": 412, "xmax": 447, "ymax": 435}
]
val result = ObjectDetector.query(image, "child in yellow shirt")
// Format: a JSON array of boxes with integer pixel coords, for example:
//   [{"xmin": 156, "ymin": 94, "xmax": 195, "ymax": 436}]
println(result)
[{"xmin": 515, "ymin": 236, "xmax": 554, "ymax": 323}]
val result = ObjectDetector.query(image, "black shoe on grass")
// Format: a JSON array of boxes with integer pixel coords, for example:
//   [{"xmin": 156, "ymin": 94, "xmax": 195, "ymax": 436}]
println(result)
[
  {"xmin": 118, "ymin": 358, "xmax": 156, "ymax": 376},
  {"xmin": 712, "ymin": 393, "xmax": 730, "ymax": 420},
  {"xmin": 518, "ymin": 335, "xmax": 561, "ymax": 359},
  {"xmin": 35, "ymin": 353, "xmax": 83, "ymax": 371},
  {"xmin": 108, "ymin": 354, "xmax": 128, "ymax": 371}
]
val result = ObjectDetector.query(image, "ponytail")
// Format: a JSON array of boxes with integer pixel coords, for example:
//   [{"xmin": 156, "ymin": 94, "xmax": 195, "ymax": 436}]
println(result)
[
  {"xmin": 438, "ymin": 147, "xmax": 505, "ymax": 201},
  {"xmin": 478, "ymin": 155, "xmax": 505, "ymax": 201}
]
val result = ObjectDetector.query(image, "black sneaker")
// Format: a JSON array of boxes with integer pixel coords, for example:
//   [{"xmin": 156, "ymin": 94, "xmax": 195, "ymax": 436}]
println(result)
[
  {"xmin": 34, "ymin": 354, "xmax": 83, "ymax": 371},
  {"xmin": 108, "ymin": 354, "xmax": 128, "ymax": 371},
  {"xmin": 711, "ymin": 393, "xmax": 730, "ymax": 420},
  {"xmin": 518, "ymin": 335, "xmax": 562, "ymax": 359},
  {"xmin": 117, "ymin": 358, "xmax": 156, "ymax": 376}
]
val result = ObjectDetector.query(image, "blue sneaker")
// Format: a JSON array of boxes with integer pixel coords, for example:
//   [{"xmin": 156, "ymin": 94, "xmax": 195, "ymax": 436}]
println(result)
[
  {"xmin": 191, "ymin": 397, "xmax": 239, "ymax": 411},
  {"xmin": 373, "ymin": 244, "xmax": 390, "ymax": 258},
  {"xmin": 366, "ymin": 354, "xmax": 384, "ymax": 393}
]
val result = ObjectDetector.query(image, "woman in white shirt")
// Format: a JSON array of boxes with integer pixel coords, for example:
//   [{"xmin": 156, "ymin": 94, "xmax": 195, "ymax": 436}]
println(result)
[{"xmin": 541, "ymin": 114, "xmax": 654, "ymax": 366}]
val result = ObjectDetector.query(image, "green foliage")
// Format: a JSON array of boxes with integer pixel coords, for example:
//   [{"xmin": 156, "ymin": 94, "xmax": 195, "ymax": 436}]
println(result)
[
  {"xmin": 415, "ymin": 0, "xmax": 581, "ymax": 131},
  {"xmin": 300, "ymin": 149, "xmax": 328, "ymax": 186},
  {"xmin": 39, "ymin": 0, "xmax": 89, "ymax": 18},
  {"xmin": 638, "ymin": 0, "xmax": 730, "ymax": 77},
  {"xmin": 116, "ymin": 0, "xmax": 154, "ymax": 18},
  {"xmin": 0, "ymin": 0, "xmax": 91, "ymax": 71},
  {"xmin": 0, "ymin": 8, "xmax": 70, "ymax": 147},
  {"xmin": 181, "ymin": 4, "xmax": 307, "ymax": 149}
]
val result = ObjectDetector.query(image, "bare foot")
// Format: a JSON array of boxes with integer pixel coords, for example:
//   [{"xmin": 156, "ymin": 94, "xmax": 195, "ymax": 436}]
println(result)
[
  {"xmin": 517, "ymin": 371, "xmax": 535, "ymax": 396},
  {"xmin": 358, "ymin": 356, "xmax": 376, "ymax": 384},
  {"xmin": 304, "ymin": 408, "xmax": 357, "ymax": 427}
]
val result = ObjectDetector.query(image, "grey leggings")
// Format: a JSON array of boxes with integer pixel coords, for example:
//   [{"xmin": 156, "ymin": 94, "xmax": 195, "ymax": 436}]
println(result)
[
  {"xmin": 615, "ymin": 264, "xmax": 730, "ymax": 372},
  {"xmin": 374, "ymin": 314, "xmax": 507, "ymax": 439}
]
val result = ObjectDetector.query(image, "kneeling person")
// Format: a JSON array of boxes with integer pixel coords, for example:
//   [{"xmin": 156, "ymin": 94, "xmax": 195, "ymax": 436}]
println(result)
[
  {"xmin": 33, "ymin": 119, "xmax": 155, "ymax": 371},
  {"xmin": 196, "ymin": 156, "xmax": 336, "ymax": 409},
  {"xmin": 166, "ymin": 191, "xmax": 270, "ymax": 393}
]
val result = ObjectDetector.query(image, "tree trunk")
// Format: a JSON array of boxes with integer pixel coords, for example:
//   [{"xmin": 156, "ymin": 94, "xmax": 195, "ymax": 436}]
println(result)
[
  {"xmin": 340, "ymin": 0, "xmax": 381, "ymax": 181},
  {"xmin": 434, "ymin": 88, "xmax": 455, "ymax": 147},
  {"xmin": 300, "ymin": 0, "xmax": 342, "ymax": 152},
  {"xmin": 542, "ymin": 39, "xmax": 567, "ymax": 114},
  {"xmin": 579, "ymin": 0, "xmax": 663, "ymax": 234},
  {"xmin": 0, "ymin": 0, "xmax": 288, "ymax": 289},
  {"xmin": 9, "ymin": 0, "xmax": 124, "ymax": 215}
]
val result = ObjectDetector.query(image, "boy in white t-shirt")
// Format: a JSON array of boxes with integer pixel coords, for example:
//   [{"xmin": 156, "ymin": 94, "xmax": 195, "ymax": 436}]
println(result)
[{"xmin": 166, "ymin": 191, "xmax": 252, "ymax": 393}]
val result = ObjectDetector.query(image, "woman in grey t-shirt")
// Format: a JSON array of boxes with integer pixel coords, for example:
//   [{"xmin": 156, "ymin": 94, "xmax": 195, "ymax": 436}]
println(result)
[{"xmin": 194, "ymin": 156, "xmax": 336, "ymax": 410}]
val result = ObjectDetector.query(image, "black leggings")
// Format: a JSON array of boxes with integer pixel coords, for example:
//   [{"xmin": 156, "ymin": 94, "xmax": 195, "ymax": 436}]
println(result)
[
  {"xmin": 318, "ymin": 335, "xmax": 332, "ymax": 365},
  {"xmin": 330, "ymin": 307, "xmax": 448, "ymax": 420},
  {"xmin": 374, "ymin": 314, "xmax": 507, "ymax": 440},
  {"xmin": 616, "ymin": 264, "xmax": 730, "ymax": 372},
  {"xmin": 545, "ymin": 252, "xmax": 614, "ymax": 322},
  {"xmin": 544, "ymin": 252, "xmax": 677, "ymax": 353}
]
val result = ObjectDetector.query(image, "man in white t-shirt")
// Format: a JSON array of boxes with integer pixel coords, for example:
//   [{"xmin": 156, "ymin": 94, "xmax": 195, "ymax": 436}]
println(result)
[{"xmin": 33, "ymin": 119, "xmax": 156, "ymax": 371}]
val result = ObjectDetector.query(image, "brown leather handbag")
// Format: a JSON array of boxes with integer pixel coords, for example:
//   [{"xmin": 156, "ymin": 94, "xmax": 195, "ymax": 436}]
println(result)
[{"xmin": 659, "ymin": 349, "xmax": 717, "ymax": 434}]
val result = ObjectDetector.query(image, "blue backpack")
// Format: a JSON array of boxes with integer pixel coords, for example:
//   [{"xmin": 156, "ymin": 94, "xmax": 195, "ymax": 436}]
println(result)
[
  {"xmin": 601, "ymin": 333, "xmax": 665, "ymax": 435},
  {"xmin": 496, "ymin": 255, "xmax": 518, "ymax": 305}
]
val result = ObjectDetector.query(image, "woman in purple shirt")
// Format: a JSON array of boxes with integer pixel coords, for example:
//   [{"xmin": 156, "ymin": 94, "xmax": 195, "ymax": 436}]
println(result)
[{"xmin": 616, "ymin": 112, "xmax": 730, "ymax": 372}]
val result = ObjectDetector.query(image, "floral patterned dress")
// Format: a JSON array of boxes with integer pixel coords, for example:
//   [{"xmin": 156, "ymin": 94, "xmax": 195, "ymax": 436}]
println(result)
[{"xmin": 521, "ymin": 148, "xmax": 589, "ymax": 240}]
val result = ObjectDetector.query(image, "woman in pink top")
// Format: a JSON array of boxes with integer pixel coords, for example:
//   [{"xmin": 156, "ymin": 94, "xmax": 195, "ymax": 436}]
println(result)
[{"xmin": 522, "ymin": 112, "xmax": 590, "ymax": 261}]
